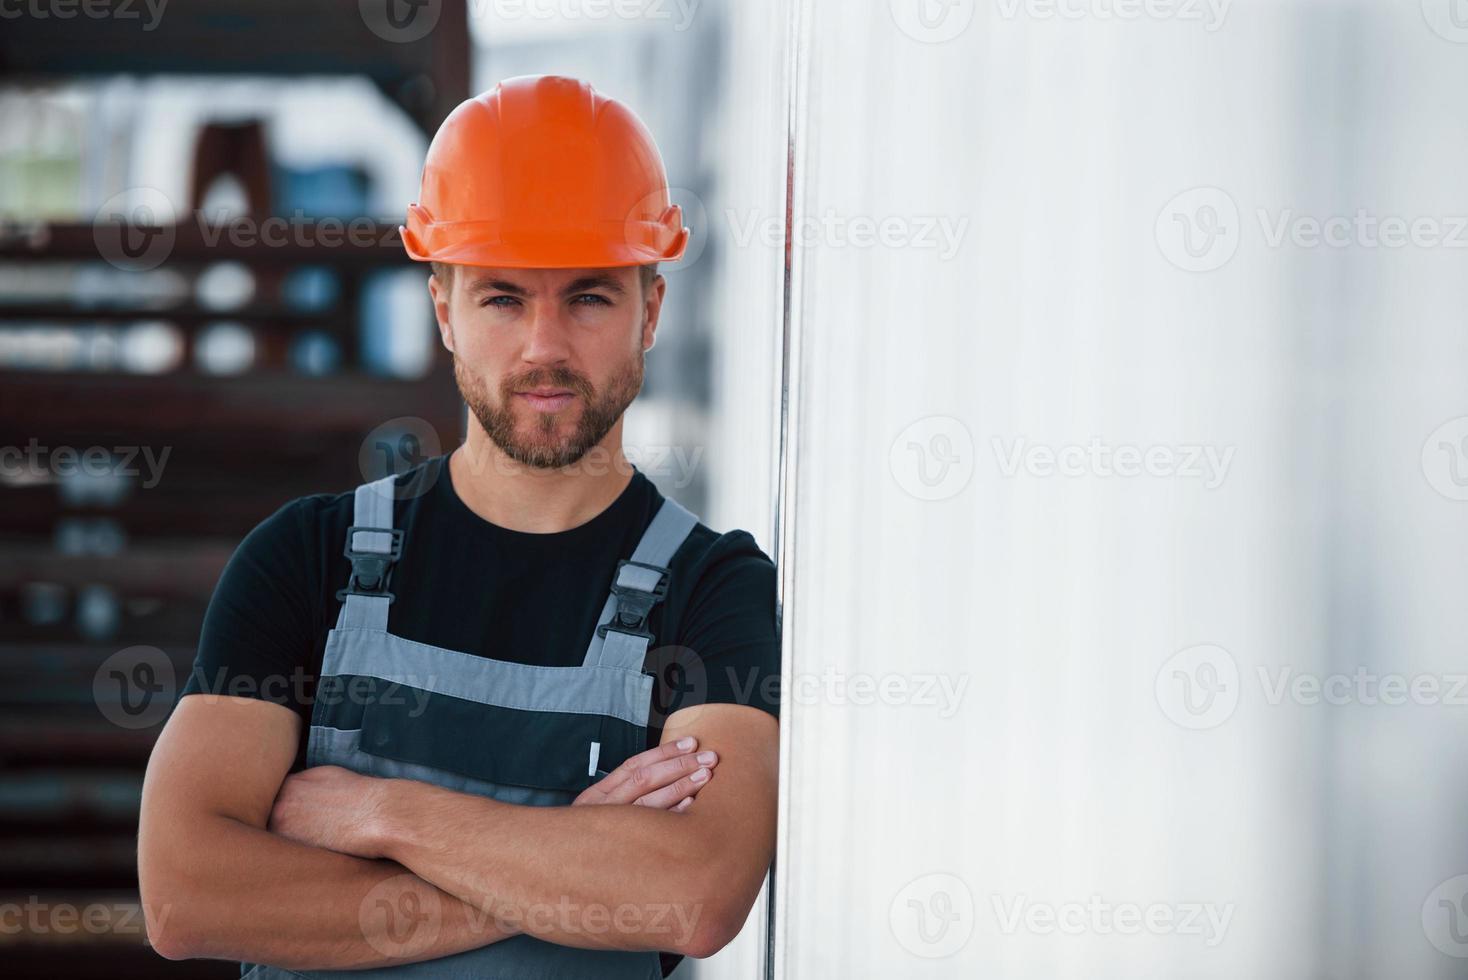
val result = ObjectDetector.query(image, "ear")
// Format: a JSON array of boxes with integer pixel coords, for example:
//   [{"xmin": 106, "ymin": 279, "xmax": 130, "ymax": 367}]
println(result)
[
  {"xmin": 641, "ymin": 273, "xmax": 667, "ymax": 352},
  {"xmin": 428, "ymin": 271, "xmax": 455, "ymax": 353}
]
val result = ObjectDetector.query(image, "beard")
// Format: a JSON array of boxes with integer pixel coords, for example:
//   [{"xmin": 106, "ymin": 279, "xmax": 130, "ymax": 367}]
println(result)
[{"xmin": 454, "ymin": 349, "xmax": 644, "ymax": 470}]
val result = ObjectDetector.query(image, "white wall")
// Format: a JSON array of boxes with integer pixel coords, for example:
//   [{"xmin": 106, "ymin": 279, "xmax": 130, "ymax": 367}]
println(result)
[{"xmin": 772, "ymin": 0, "xmax": 1468, "ymax": 977}]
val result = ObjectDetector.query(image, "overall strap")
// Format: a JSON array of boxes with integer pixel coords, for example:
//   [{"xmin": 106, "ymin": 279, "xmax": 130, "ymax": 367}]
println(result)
[
  {"xmin": 582, "ymin": 496, "xmax": 699, "ymax": 670},
  {"xmin": 335, "ymin": 474, "xmax": 403, "ymax": 631}
]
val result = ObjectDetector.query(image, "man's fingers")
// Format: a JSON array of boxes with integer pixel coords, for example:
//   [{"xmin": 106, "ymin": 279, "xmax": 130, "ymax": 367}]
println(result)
[
  {"xmin": 590, "ymin": 737, "xmax": 700, "ymax": 798},
  {"xmin": 625, "ymin": 750, "xmax": 717, "ymax": 800},
  {"xmin": 572, "ymin": 739, "xmax": 719, "ymax": 807},
  {"xmin": 633, "ymin": 765, "xmax": 713, "ymax": 811},
  {"xmin": 673, "ymin": 796, "xmax": 693, "ymax": 813}
]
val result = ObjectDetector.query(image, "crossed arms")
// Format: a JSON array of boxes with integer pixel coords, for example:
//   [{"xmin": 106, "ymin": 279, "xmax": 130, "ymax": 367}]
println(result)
[{"xmin": 138, "ymin": 693, "xmax": 778, "ymax": 970}]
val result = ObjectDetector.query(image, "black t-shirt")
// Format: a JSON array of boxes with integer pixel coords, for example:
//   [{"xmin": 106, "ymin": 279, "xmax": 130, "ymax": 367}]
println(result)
[
  {"xmin": 184, "ymin": 453, "xmax": 781, "ymax": 769},
  {"xmin": 184, "ymin": 454, "xmax": 779, "ymax": 978}
]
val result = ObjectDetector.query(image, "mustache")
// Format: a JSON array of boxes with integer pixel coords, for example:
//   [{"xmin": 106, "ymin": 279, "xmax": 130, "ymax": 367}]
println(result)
[{"xmin": 501, "ymin": 367, "xmax": 594, "ymax": 398}]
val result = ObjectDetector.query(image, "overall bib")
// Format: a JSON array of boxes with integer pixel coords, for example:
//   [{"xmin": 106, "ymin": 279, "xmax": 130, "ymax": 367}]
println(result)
[{"xmin": 241, "ymin": 473, "xmax": 699, "ymax": 980}]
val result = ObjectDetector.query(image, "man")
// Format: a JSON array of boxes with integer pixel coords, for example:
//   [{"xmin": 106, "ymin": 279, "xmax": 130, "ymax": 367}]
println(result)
[{"xmin": 137, "ymin": 75, "xmax": 781, "ymax": 979}]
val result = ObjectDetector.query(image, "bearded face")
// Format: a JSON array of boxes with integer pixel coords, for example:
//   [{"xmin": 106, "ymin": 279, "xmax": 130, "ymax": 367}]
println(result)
[{"xmin": 454, "ymin": 347, "xmax": 644, "ymax": 470}]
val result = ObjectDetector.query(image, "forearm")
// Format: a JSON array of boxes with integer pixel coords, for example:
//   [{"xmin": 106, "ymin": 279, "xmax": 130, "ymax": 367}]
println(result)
[
  {"xmin": 373, "ymin": 781, "xmax": 722, "ymax": 955},
  {"xmin": 140, "ymin": 809, "xmax": 516, "ymax": 968}
]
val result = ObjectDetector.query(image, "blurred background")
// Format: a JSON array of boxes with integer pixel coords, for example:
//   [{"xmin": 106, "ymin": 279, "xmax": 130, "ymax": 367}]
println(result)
[
  {"xmin": 0, "ymin": 1, "xmax": 784, "ymax": 977},
  {"xmin": 8, "ymin": 0, "xmax": 1468, "ymax": 979}
]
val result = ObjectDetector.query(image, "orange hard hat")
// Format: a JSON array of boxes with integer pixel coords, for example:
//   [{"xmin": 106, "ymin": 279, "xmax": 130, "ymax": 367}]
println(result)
[{"xmin": 401, "ymin": 75, "xmax": 689, "ymax": 269}]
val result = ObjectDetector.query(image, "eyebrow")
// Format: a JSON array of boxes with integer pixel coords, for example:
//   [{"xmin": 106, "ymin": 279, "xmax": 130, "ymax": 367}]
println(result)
[{"xmin": 466, "ymin": 274, "xmax": 626, "ymax": 299}]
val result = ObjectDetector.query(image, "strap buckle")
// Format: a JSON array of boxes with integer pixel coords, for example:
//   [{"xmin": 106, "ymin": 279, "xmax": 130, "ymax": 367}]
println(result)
[
  {"xmin": 335, "ymin": 526, "xmax": 404, "ymax": 603},
  {"xmin": 595, "ymin": 559, "xmax": 670, "ymax": 640}
]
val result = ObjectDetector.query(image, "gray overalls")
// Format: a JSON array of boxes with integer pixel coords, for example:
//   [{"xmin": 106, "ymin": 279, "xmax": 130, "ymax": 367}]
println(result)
[{"xmin": 241, "ymin": 472, "xmax": 698, "ymax": 979}]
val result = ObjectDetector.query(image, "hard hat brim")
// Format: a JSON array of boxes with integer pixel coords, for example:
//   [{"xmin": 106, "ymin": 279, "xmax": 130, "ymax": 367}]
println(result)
[{"xmin": 401, "ymin": 206, "xmax": 689, "ymax": 269}]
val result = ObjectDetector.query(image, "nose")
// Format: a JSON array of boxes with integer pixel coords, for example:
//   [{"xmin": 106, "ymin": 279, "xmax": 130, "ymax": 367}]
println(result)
[{"xmin": 519, "ymin": 301, "xmax": 573, "ymax": 366}]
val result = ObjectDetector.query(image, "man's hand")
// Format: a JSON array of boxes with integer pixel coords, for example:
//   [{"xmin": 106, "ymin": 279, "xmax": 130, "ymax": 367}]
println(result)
[
  {"xmin": 573, "ymin": 735, "xmax": 719, "ymax": 810},
  {"xmin": 268, "ymin": 738, "xmax": 721, "ymax": 857},
  {"xmin": 268, "ymin": 764, "xmax": 387, "ymax": 858}
]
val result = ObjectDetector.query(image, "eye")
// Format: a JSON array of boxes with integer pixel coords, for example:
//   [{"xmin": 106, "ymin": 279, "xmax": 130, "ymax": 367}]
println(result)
[
  {"xmin": 479, "ymin": 295, "xmax": 520, "ymax": 309},
  {"xmin": 572, "ymin": 294, "xmax": 612, "ymax": 307}
]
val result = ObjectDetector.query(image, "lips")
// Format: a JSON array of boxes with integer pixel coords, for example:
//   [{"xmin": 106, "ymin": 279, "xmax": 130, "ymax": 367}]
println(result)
[{"xmin": 516, "ymin": 389, "xmax": 576, "ymax": 412}]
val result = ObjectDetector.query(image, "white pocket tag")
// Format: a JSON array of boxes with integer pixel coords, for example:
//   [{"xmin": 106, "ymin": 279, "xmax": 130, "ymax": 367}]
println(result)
[{"xmin": 587, "ymin": 740, "xmax": 601, "ymax": 776}]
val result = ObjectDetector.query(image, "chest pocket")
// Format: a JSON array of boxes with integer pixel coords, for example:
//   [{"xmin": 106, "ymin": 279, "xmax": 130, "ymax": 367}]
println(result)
[
  {"xmin": 308, "ymin": 473, "xmax": 699, "ymax": 801},
  {"xmin": 349, "ymin": 658, "xmax": 655, "ymax": 795}
]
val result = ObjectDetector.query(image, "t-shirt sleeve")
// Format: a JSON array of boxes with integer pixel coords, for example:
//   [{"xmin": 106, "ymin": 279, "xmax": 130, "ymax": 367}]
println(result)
[
  {"xmin": 180, "ymin": 498, "xmax": 319, "ymax": 721},
  {"xmin": 665, "ymin": 530, "xmax": 782, "ymax": 722}
]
